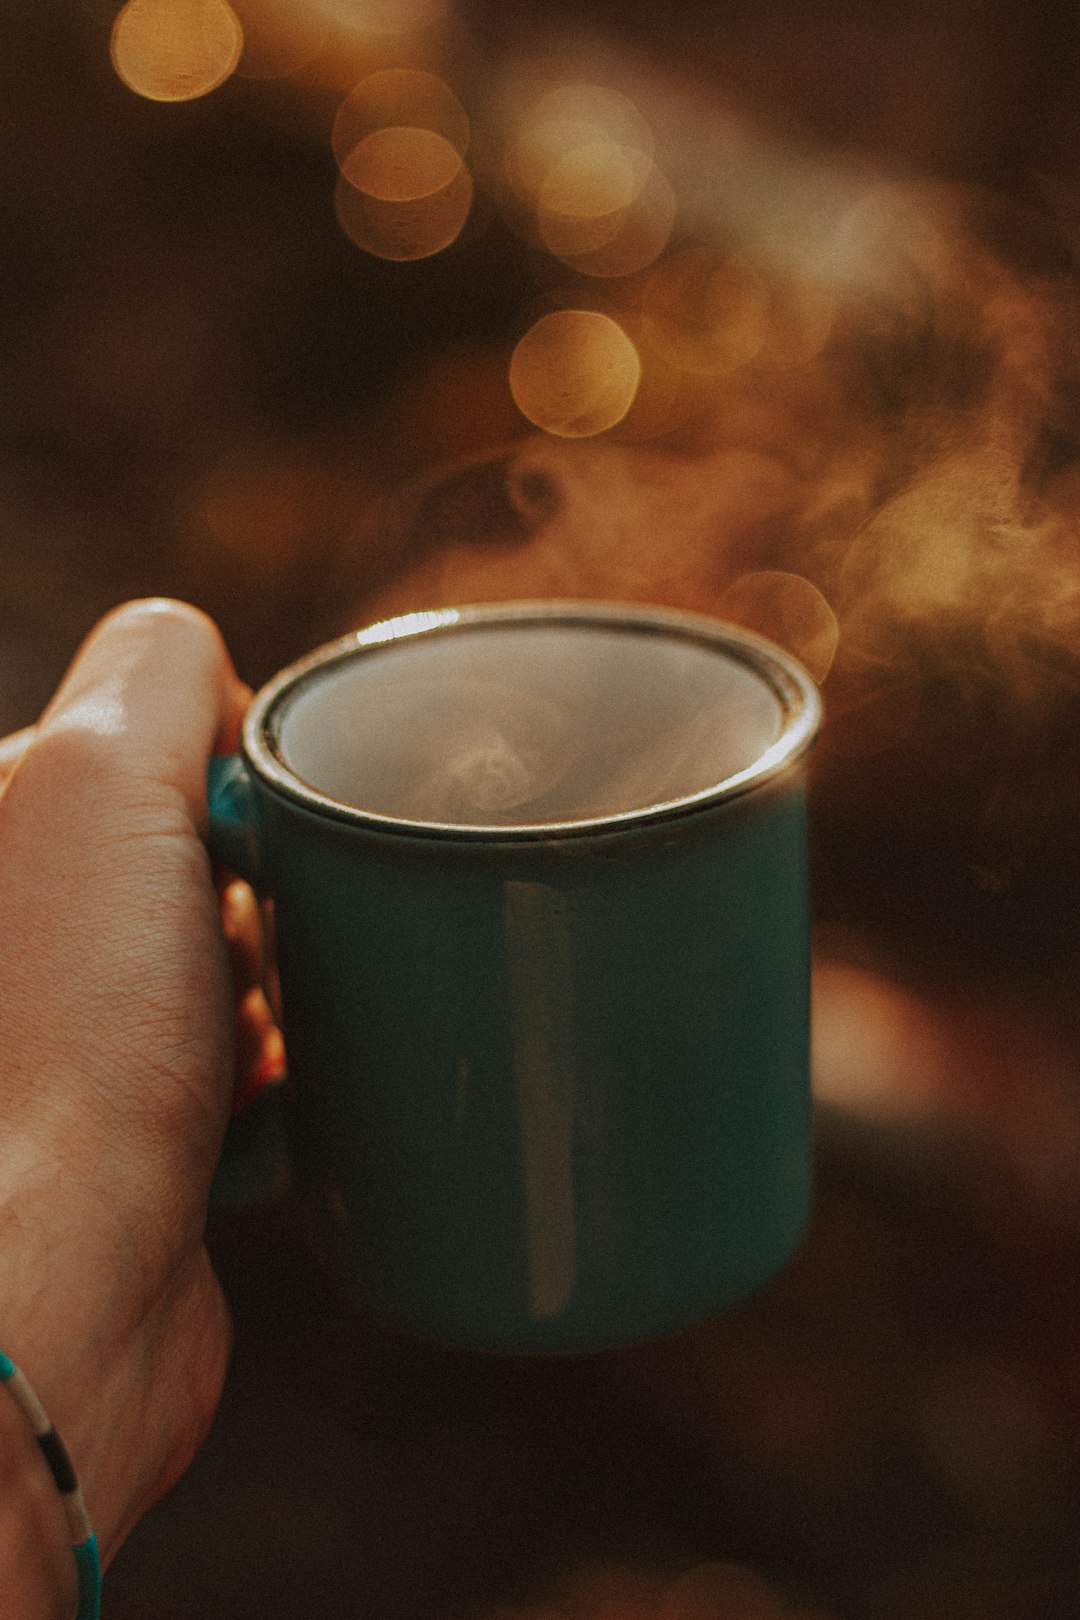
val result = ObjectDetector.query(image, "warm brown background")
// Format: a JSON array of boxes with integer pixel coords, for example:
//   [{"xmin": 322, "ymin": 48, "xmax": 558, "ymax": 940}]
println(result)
[{"xmin": 4, "ymin": 3, "xmax": 1080, "ymax": 1616}]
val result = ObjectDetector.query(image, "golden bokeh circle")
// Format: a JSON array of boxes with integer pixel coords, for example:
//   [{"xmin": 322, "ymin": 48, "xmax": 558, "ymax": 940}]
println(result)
[
  {"xmin": 544, "ymin": 164, "xmax": 677, "ymax": 279},
  {"xmin": 643, "ymin": 247, "xmax": 771, "ymax": 375},
  {"xmin": 600, "ymin": 314, "xmax": 687, "ymax": 441},
  {"xmin": 718, "ymin": 571, "xmax": 840, "ymax": 683},
  {"xmin": 538, "ymin": 140, "xmax": 648, "ymax": 223},
  {"xmin": 110, "ymin": 0, "xmax": 243, "ymax": 103},
  {"xmin": 333, "ymin": 70, "xmax": 470, "ymax": 171},
  {"xmin": 235, "ymin": 0, "xmax": 327, "ymax": 80},
  {"xmin": 329, "ymin": 0, "xmax": 447, "ymax": 38},
  {"xmin": 509, "ymin": 310, "xmax": 641, "ymax": 438},
  {"xmin": 341, "ymin": 127, "xmax": 463, "ymax": 203},
  {"xmin": 334, "ymin": 163, "xmax": 473, "ymax": 261},
  {"xmin": 506, "ymin": 83, "xmax": 654, "ymax": 204}
]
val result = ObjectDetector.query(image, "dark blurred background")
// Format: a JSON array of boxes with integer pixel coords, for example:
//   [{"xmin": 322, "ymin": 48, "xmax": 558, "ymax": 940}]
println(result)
[
  {"xmin": 6, "ymin": 0, "xmax": 1080, "ymax": 988},
  {"xmin": 6, "ymin": 3, "xmax": 1080, "ymax": 1616}
]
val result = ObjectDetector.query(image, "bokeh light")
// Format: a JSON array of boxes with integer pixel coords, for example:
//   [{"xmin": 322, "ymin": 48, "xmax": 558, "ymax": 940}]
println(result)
[
  {"xmin": 196, "ymin": 442, "xmax": 334, "ymax": 574},
  {"xmin": 643, "ymin": 247, "xmax": 771, "ymax": 376},
  {"xmin": 506, "ymin": 83, "xmax": 654, "ymax": 204},
  {"xmin": 807, "ymin": 182, "xmax": 948, "ymax": 323},
  {"xmin": 342, "ymin": 126, "xmax": 463, "ymax": 202},
  {"xmin": 501, "ymin": 81, "xmax": 674, "ymax": 276},
  {"xmin": 657, "ymin": 1561, "xmax": 791, "ymax": 1620},
  {"xmin": 718, "ymin": 570, "xmax": 840, "ymax": 683},
  {"xmin": 110, "ymin": 0, "xmax": 243, "ymax": 103},
  {"xmin": 314, "ymin": 0, "xmax": 447, "ymax": 38},
  {"xmin": 760, "ymin": 276, "xmax": 837, "ymax": 367},
  {"xmin": 539, "ymin": 141, "xmax": 650, "ymax": 231},
  {"xmin": 233, "ymin": 0, "xmax": 327, "ymax": 81},
  {"xmin": 509, "ymin": 310, "xmax": 641, "ymax": 437},
  {"xmin": 544, "ymin": 162, "xmax": 677, "ymax": 278},
  {"xmin": 596, "ymin": 313, "xmax": 687, "ymax": 441},
  {"xmin": 333, "ymin": 71, "xmax": 473, "ymax": 261},
  {"xmin": 332, "ymin": 70, "xmax": 470, "ymax": 168},
  {"xmin": 334, "ymin": 163, "xmax": 473, "ymax": 260}
]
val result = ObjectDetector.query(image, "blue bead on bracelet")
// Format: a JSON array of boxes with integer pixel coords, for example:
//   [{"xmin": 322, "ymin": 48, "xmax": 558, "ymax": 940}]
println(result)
[{"xmin": 0, "ymin": 1347, "xmax": 101, "ymax": 1620}]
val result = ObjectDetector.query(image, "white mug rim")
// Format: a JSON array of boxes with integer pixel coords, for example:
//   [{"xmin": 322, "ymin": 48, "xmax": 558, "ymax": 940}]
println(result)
[{"xmin": 242, "ymin": 599, "xmax": 823, "ymax": 842}]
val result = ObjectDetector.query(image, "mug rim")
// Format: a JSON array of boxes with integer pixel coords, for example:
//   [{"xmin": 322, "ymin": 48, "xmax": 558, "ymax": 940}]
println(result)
[{"xmin": 242, "ymin": 600, "xmax": 823, "ymax": 842}]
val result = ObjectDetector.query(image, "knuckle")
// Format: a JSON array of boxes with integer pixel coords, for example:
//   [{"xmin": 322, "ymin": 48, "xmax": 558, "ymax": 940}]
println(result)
[
  {"xmin": 11, "ymin": 722, "xmax": 174, "ymax": 832},
  {"xmin": 12, "ymin": 721, "xmax": 132, "ymax": 806}
]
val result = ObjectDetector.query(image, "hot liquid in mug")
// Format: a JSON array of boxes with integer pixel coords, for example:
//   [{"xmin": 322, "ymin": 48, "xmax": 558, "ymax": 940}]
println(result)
[{"xmin": 207, "ymin": 601, "xmax": 821, "ymax": 1353}]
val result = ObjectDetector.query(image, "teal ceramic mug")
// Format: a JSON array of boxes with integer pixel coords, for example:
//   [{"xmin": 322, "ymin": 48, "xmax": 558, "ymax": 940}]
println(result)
[{"xmin": 207, "ymin": 601, "xmax": 821, "ymax": 1353}]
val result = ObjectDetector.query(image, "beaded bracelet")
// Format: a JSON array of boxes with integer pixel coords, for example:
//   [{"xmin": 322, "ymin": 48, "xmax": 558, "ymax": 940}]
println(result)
[{"xmin": 0, "ymin": 1349, "xmax": 101, "ymax": 1620}]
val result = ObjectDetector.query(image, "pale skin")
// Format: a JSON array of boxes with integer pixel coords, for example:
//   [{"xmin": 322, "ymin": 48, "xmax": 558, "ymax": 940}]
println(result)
[{"xmin": 0, "ymin": 600, "xmax": 272, "ymax": 1618}]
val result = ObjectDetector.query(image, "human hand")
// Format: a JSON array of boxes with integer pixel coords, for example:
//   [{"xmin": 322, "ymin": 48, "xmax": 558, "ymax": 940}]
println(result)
[{"xmin": 0, "ymin": 600, "xmax": 253, "ymax": 1616}]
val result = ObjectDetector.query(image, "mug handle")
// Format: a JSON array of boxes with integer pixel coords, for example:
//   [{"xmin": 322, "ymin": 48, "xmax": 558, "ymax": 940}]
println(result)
[
  {"xmin": 205, "ymin": 755, "xmax": 290, "ymax": 1205},
  {"xmin": 207, "ymin": 754, "xmax": 261, "ymax": 885}
]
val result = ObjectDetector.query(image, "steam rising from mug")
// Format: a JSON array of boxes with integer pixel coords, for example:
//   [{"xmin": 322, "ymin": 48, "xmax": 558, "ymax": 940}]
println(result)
[{"xmin": 270, "ymin": 621, "xmax": 784, "ymax": 828}]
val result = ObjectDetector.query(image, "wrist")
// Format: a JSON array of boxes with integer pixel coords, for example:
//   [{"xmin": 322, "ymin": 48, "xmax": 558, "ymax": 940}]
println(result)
[
  {"xmin": 0, "ymin": 1387, "xmax": 76, "ymax": 1620},
  {"xmin": 0, "ymin": 1105, "xmax": 231, "ymax": 1587},
  {"xmin": 0, "ymin": 1161, "xmax": 230, "ymax": 1572},
  {"xmin": 0, "ymin": 1131, "xmax": 162, "ymax": 1567}
]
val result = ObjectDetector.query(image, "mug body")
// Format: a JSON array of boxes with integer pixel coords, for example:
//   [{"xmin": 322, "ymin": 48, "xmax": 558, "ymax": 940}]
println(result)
[{"xmin": 212, "ymin": 602, "xmax": 819, "ymax": 1352}]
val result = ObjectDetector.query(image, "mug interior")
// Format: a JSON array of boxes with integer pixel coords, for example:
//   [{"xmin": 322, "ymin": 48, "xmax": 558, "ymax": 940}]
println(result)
[{"xmin": 258, "ymin": 608, "xmax": 812, "ymax": 835}]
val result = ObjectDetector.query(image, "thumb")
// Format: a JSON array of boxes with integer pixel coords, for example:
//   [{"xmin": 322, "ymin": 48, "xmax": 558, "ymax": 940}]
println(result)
[
  {"xmin": 32, "ymin": 598, "xmax": 249, "ymax": 830},
  {"xmin": 0, "ymin": 599, "xmax": 249, "ymax": 1159}
]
